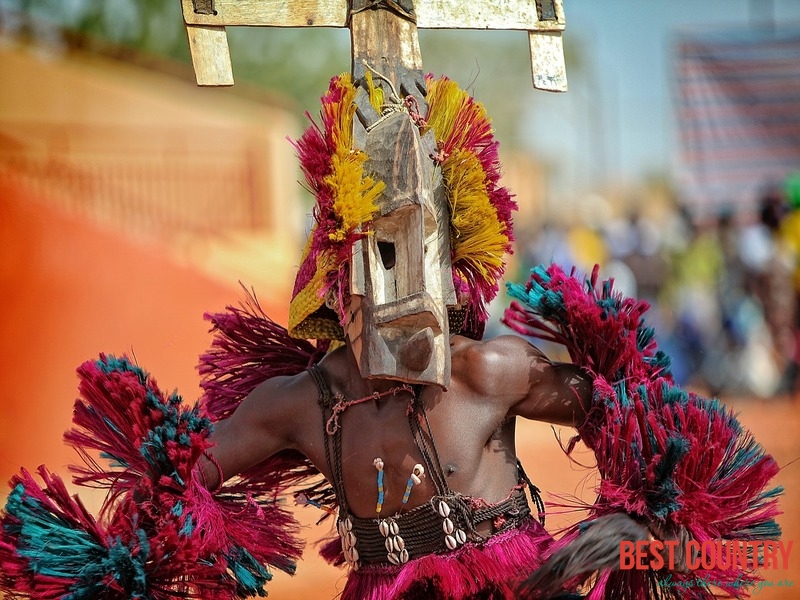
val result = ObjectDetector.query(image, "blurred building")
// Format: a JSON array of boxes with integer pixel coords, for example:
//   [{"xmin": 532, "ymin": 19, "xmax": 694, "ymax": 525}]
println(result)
[
  {"xmin": 0, "ymin": 34, "xmax": 305, "ymax": 304},
  {"xmin": 0, "ymin": 32, "xmax": 304, "ymax": 534}
]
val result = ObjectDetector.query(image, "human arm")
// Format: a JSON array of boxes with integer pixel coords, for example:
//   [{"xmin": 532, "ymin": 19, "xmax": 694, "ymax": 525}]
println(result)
[{"xmin": 198, "ymin": 372, "xmax": 314, "ymax": 489}]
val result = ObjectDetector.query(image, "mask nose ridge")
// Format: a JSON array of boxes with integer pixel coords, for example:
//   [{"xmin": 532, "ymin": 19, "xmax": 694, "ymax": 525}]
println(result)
[{"xmin": 398, "ymin": 327, "xmax": 434, "ymax": 372}]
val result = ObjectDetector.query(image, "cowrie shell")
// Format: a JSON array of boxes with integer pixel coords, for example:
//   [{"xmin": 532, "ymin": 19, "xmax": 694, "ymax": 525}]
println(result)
[
  {"xmin": 437, "ymin": 501, "xmax": 451, "ymax": 518},
  {"xmin": 442, "ymin": 518, "xmax": 454, "ymax": 535},
  {"xmin": 385, "ymin": 537, "xmax": 394, "ymax": 552},
  {"xmin": 399, "ymin": 548, "xmax": 409, "ymax": 563},
  {"xmin": 393, "ymin": 536, "xmax": 405, "ymax": 552},
  {"xmin": 445, "ymin": 534, "xmax": 458, "ymax": 550},
  {"xmin": 346, "ymin": 531, "xmax": 356, "ymax": 548},
  {"xmin": 389, "ymin": 520, "xmax": 400, "ymax": 535},
  {"xmin": 455, "ymin": 529, "xmax": 467, "ymax": 544},
  {"xmin": 387, "ymin": 552, "xmax": 400, "ymax": 565},
  {"xmin": 379, "ymin": 520, "xmax": 390, "ymax": 537},
  {"xmin": 343, "ymin": 517, "xmax": 353, "ymax": 531}
]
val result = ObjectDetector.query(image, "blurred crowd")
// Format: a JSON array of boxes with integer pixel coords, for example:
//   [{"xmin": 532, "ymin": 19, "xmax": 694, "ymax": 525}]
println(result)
[{"xmin": 510, "ymin": 175, "xmax": 800, "ymax": 400}]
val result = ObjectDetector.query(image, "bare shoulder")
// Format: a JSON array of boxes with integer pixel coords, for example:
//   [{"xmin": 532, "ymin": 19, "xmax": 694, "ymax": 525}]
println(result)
[
  {"xmin": 450, "ymin": 334, "xmax": 548, "ymax": 400},
  {"xmin": 451, "ymin": 334, "xmax": 546, "ymax": 370},
  {"xmin": 227, "ymin": 366, "xmax": 321, "ymax": 448}
]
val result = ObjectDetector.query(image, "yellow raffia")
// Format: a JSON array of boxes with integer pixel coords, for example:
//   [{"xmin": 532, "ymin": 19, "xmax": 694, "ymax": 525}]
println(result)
[
  {"xmin": 443, "ymin": 149, "xmax": 508, "ymax": 282},
  {"xmin": 364, "ymin": 71, "xmax": 385, "ymax": 114},
  {"xmin": 289, "ymin": 74, "xmax": 385, "ymax": 339},
  {"xmin": 288, "ymin": 238, "xmax": 345, "ymax": 338},
  {"xmin": 425, "ymin": 77, "xmax": 508, "ymax": 287},
  {"xmin": 324, "ymin": 75, "xmax": 384, "ymax": 243},
  {"xmin": 325, "ymin": 75, "xmax": 356, "ymax": 153},
  {"xmin": 424, "ymin": 78, "xmax": 491, "ymax": 152}
]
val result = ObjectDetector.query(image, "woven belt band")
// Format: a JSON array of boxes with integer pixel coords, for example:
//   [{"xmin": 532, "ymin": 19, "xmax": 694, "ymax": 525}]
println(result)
[{"xmin": 347, "ymin": 489, "xmax": 531, "ymax": 565}]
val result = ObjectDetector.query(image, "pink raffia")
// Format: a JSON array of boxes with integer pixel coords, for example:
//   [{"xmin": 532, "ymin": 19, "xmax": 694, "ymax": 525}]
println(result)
[
  {"xmin": 198, "ymin": 286, "xmax": 336, "ymax": 512},
  {"xmin": 1, "ymin": 353, "xmax": 305, "ymax": 599},
  {"xmin": 335, "ymin": 519, "xmax": 553, "ymax": 600},
  {"xmin": 504, "ymin": 263, "xmax": 782, "ymax": 599},
  {"xmin": 199, "ymin": 285, "xmax": 326, "ymax": 420}
]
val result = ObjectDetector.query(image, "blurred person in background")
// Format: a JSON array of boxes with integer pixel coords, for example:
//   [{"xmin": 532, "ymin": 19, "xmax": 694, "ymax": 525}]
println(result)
[{"xmin": 777, "ymin": 173, "xmax": 800, "ymax": 394}]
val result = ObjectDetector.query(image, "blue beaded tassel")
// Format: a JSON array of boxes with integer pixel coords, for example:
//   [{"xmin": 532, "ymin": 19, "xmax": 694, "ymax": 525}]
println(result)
[{"xmin": 374, "ymin": 458, "xmax": 385, "ymax": 515}]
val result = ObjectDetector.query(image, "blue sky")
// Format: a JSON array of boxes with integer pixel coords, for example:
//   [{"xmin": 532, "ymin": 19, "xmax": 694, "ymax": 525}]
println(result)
[{"xmin": 516, "ymin": 0, "xmax": 800, "ymax": 196}]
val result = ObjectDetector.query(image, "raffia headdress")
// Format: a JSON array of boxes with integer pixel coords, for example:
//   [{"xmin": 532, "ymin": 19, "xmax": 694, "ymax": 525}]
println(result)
[{"xmin": 288, "ymin": 74, "xmax": 516, "ymax": 341}]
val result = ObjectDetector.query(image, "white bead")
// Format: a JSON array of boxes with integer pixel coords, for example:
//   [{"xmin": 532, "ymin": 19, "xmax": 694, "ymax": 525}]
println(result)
[
  {"xmin": 445, "ymin": 534, "xmax": 458, "ymax": 550},
  {"xmin": 399, "ymin": 548, "xmax": 409, "ymax": 563},
  {"xmin": 442, "ymin": 518, "xmax": 454, "ymax": 535},
  {"xmin": 437, "ymin": 501, "xmax": 450, "ymax": 518},
  {"xmin": 379, "ymin": 520, "xmax": 390, "ymax": 537},
  {"xmin": 455, "ymin": 529, "xmax": 467, "ymax": 544}
]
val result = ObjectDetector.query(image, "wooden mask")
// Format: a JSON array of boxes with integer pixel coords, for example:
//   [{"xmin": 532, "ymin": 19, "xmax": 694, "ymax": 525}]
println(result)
[{"xmin": 346, "ymin": 110, "xmax": 457, "ymax": 388}]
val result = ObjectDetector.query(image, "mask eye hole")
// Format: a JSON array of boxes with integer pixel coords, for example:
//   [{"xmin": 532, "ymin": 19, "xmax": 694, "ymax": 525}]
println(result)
[{"xmin": 378, "ymin": 241, "xmax": 396, "ymax": 270}]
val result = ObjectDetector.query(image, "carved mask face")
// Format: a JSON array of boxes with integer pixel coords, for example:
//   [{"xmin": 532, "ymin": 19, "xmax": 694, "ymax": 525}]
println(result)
[{"xmin": 345, "ymin": 111, "xmax": 456, "ymax": 387}]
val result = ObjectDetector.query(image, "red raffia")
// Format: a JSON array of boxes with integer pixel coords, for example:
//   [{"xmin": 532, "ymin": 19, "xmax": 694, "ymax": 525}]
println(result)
[
  {"xmin": 2, "ymin": 351, "xmax": 306, "ymax": 599},
  {"xmin": 503, "ymin": 263, "xmax": 782, "ymax": 599},
  {"xmin": 198, "ymin": 286, "xmax": 334, "ymax": 510}
]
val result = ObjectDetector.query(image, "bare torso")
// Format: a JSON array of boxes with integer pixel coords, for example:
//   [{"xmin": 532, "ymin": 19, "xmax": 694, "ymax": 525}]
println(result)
[
  {"xmin": 297, "ymin": 339, "xmax": 520, "ymax": 518},
  {"xmin": 205, "ymin": 333, "xmax": 589, "ymax": 520}
]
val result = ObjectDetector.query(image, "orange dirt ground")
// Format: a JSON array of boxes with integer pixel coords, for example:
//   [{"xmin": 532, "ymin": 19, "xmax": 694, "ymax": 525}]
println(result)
[{"xmin": 1, "ymin": 181, "xmax": 797, "ymax": 598}]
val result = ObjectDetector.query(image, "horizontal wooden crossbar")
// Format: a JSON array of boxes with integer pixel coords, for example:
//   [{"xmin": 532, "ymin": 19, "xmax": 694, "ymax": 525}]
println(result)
[
  {"xmin": 180, "ymin": 0, "xmax": 567, "ymax": 91},
  {"xmin": 181, "ymin": 0, "xmax": 564, "ymax": 31}
]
